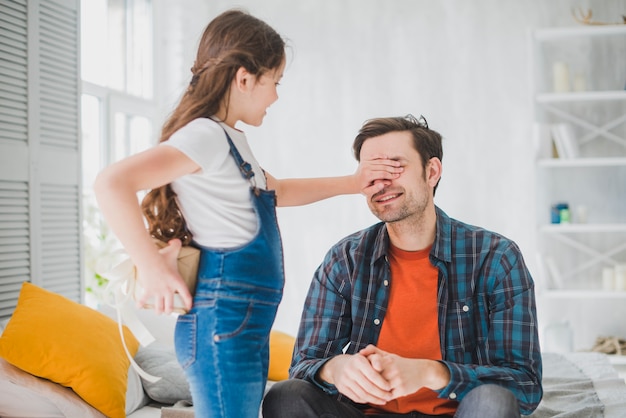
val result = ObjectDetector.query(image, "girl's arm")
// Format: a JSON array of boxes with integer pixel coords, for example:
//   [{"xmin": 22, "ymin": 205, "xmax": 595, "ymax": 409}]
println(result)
[
  {"xmin": 93, "ymin": 145, "xmax": 199, "ymax": 313},
  {"xmin": 266, "ymin": 157, "xmax": 402, "ymax": 207}
]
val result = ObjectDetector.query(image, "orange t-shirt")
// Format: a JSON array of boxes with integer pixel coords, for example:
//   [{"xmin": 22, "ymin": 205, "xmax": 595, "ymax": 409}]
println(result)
[{"xmin": 367, "ymin": 244, "xmax": 457, "ymax": 415}]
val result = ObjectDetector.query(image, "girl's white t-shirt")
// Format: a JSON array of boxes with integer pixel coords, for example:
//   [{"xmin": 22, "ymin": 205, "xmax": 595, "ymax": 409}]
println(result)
[{"xmin": 162, "ymin": 118, "xmax": 266, "ymax": 248}]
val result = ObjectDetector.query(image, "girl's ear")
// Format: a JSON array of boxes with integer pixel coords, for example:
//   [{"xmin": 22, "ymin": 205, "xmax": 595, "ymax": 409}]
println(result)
[{"xmin": 234, "ymin": 66, "xmax": 252, "ymax": 92}]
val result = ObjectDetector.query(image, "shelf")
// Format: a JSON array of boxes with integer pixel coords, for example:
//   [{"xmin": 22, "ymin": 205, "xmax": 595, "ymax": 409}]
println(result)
[
  {"xmin": 541, "ymin": 290, "xmax": 626, "ymax": 299},
  {"xmin": 537, "ymin": 157, "xmax": 626, "ymax": 168},
  {"xmin": 540, "ymin": 224, "xmax": 626, "ymax": 233},
  {"xmin": 534, "ymin": 25, "xmax": 626, "ymax": 40},
  {"xmin": 532, "ymin": 23, "xmax": 626, "ymax": 351},
  {"xmin": 536, "ymin": 90, "xmax": 626, "ymax": 103}
]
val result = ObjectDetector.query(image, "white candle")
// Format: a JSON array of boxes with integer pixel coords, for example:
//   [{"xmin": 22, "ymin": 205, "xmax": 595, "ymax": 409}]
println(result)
[
  {"xmin": 602, "ymin": 267, "xmax": 614, "ymax": 291},
  {"xmin": 576, "ymin": 205, "xmax": 588, "ymax": 224},
  {"xmin": 573, "ymin": 73, "xmax": 586, "ymax": 92},
  {"xmin": 553, "ymin": 62, "xmax": 570, "ymax": 93},
  {"xmin": 615, "ymin": 265, "xmax": 626, "ymax": 291}
]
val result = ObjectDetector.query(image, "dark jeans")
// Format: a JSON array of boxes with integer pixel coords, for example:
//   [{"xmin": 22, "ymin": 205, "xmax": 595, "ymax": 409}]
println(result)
[{"xmin": 262, "ymin": 379, "xmax": 520, "ymax": 418}]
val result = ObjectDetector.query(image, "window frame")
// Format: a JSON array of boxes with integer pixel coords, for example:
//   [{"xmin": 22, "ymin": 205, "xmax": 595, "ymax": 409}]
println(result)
[{"xmin": 80, "ymin": 0, "xmax": 158, "ymax": 303}]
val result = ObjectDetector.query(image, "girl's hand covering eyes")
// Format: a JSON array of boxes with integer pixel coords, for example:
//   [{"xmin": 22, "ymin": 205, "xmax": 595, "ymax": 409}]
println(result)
[{"xmin": 355, "ymin": 155, "xmax": 403, "ymax": 195}]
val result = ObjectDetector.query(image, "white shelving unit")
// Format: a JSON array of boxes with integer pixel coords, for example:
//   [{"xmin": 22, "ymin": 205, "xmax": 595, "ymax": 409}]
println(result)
[{"xmin": 530, "ymin": 25, "xmax": 626, "ymax": 353}]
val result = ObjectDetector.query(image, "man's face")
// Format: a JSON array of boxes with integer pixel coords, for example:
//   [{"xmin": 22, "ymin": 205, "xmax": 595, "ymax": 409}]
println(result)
[{"xmin": 359, "ymin": 131, "xmax": 434, "ymax": 224}]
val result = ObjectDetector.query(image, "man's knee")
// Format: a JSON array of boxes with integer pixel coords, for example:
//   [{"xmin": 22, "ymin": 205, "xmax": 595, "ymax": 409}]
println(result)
[
  {"xmin": 265, "ymin": 379, "xmax": 310, "ymax": 403},
  {"xmin": 263, "ymin": 379, "xmax": 317, "ymax": 417},
  {"xmin": 456, "ymin": 384, "xmax": 520, "ymax": 418}
]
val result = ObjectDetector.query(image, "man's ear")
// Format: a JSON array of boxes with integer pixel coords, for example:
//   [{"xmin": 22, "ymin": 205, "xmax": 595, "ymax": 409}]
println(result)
[
  {"xmin": 426, "ymin": 157, "xmax": 442, "ymax": 188},
  {"xmin": 233, "ymin": 66, "xmax": 252, "ymax": 92}
]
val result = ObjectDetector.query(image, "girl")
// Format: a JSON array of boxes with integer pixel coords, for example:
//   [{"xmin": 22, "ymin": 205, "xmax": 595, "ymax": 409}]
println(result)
[{"xmin": 94, "ymin": 9, "xmax": 400, "ymax": 418}]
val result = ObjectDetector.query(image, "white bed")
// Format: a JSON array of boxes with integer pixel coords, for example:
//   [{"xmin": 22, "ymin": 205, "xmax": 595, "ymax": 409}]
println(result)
[
  {"xmin": 3, "ymin": 350, "xmax": 625, "ymax": 417},
  {"xmin": 2, "ymin": 303, "xmax": 626, "ymax": 417},
  {"xmin": 530, "ymin": 352, "xmax": 626, "ymax": 417}
]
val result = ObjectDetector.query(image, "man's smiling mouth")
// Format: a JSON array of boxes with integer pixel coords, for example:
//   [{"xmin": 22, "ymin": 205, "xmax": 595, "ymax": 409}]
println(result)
[{"xmin": 374, "ymin": 192, "xmax": 401, "ymax": 203}]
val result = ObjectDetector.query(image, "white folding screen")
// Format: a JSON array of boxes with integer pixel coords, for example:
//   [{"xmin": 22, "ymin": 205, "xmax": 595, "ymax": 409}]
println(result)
[{"xmin": 0, "ymin": 0, "xmax": 81, "ymax": 319}]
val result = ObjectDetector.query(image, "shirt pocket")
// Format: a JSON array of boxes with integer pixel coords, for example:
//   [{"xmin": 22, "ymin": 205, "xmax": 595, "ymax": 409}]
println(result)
[{"xmin": 444, "ymin": 299, "xmax": 485, "ymax": 363}]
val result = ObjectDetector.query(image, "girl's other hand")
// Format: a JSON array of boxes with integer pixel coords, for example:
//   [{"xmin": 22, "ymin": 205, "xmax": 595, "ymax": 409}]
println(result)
[{"xmin": 135, "ymin": 239, "xmax": 193, "ymax": 314}]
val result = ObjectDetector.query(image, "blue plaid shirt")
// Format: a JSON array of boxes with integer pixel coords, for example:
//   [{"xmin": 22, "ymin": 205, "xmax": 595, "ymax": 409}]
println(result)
[{"xmin": 290, "ymin": 206, "xmax": 543, "ymax": 415}]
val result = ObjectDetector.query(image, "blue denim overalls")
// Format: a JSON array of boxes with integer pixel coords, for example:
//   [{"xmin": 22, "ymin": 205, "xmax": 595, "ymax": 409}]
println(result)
[{"xmin": 174, "ymin": 130, "xmax": 284, "ymax": 418}]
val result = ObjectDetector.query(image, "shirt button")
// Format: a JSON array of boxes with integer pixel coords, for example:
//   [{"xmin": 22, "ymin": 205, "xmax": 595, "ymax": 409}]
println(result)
[
  {"xmin": 374, "ymin": 318, "xmax": 381, "ymax": 326},
  {"xmin": 383, "ymin": 280, "xmax": 389, "ymax": 286},
  {"xmin": 449, "ymin": 392, "xmax": 457, "ymax": 400},
  {"xmin": 462, "ymin": 305, "xmax": 469, "ymax": 312}
]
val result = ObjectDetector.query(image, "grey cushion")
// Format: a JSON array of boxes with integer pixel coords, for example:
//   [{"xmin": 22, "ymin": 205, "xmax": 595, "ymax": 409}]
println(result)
[{"xmin": 134, "ymin": 344, "xmax": 192, "ymax": 405}]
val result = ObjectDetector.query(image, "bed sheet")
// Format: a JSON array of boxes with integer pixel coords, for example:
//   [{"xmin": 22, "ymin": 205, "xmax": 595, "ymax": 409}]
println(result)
[
  {"xmin": 127, "ymin": 405, "xmax": 162, "ymax": 418},
  {"xmin": 530, "ymin": 352, "xmax": 626, "ymax": 418}
]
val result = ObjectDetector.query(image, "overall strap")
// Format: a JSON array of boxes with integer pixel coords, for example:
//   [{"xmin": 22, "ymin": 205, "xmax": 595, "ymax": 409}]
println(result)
[{"xmin": 221, "ymin": 129, "xmax": 257, "ymax": 188}]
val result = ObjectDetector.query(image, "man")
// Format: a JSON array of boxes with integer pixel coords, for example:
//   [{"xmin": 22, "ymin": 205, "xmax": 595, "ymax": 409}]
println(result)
[{"xmin": 263, "ymin": 115, "xmax": 542, "ymax": 418}]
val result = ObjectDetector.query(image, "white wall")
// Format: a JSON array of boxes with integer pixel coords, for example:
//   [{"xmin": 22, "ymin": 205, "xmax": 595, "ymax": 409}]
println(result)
[{"xmin": 155, "ymin": 0, "xmax": 625, "ymax": 338}]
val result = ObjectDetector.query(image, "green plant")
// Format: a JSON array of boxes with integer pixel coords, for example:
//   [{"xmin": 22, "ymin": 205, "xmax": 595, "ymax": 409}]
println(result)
[{"xmin": 82, "ymin": 192, "xmax": 123, "ymax": 304}]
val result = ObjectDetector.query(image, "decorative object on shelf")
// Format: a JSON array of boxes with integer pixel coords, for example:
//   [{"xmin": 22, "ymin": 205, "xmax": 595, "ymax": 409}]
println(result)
[
  {"xmin": 591, "ymin": 336, "xmax": 626, "ymax": 355},
  {"xmin": 600, "ymin": 265, "xmax": 626, "ymax": 292},
  {"xmin": 550, "ymin": 202, "xmax": 571, "ymax": 224},
  {"xmin": 574, "ymin": 205, "xmax": 588, "ymax": 224},
  {"xmin": 550, "ymin": 205, "xmax": 561, "ymax": 224},
  {"xmin": 572, "ymin": 8, "xmax": 626, "ymax": 26}
]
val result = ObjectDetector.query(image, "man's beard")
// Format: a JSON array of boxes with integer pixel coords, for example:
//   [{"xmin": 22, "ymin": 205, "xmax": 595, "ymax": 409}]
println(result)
[{"xmin": 368, "ymin": 188, "xmax": 429, "ymax": 224}]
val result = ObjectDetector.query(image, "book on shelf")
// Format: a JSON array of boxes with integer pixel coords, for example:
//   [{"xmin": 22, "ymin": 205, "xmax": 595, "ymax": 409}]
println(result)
[
  {"xmin": 551, "ymin": 123, "xmax": 580, "ymax": 159},
  {"xmin": 533, "ymin": 123, "xmax": 554, "ymax": 159},
  {"xmin": 544, "ymin": 255, "xmax": 565, "ymax": 290}
]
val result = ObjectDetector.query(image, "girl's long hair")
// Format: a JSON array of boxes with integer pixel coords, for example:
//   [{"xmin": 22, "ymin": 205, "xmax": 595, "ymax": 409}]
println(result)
[{"xmin": 141, "ymin": 9, "xmax": 285, "ymax": 244}]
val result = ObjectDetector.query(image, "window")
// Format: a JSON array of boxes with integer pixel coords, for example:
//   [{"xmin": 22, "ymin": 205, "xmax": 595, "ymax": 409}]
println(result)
[
  {"xmin": 81, "ymin": 0, "xmax": 153, "ymax": 98},
  {"xmin": 80, "ymin": 0, "xmax": 156, "ymax": 301}
]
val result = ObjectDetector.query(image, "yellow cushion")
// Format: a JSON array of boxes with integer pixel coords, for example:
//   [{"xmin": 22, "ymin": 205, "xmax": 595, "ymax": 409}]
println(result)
[
  {"xmin": 268, "ymin": 330, "xmax": 295, "ymax": 381},
  {"xmin": 0, "ymin": 282, "xmax": 139, "ymax": 418}
]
